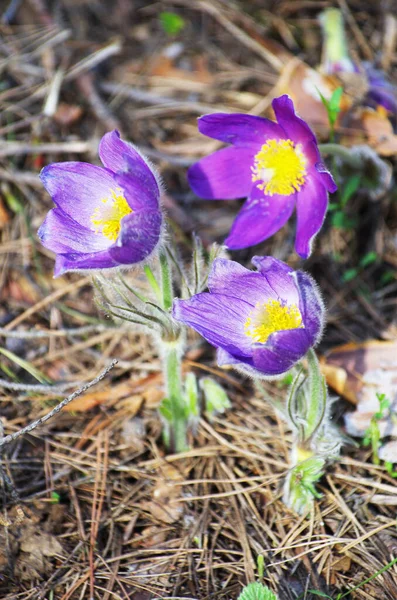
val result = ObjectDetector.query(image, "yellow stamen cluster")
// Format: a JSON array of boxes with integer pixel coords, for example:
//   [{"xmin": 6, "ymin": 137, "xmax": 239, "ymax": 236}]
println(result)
[
  {"xmin": 90, "ymin": 189, "xmax": 132, "ymax": 242},
  {"xmin": 244, "ymin": 299, "xmax": 303, "ymax": 344},
  {"xmin": 251, "ymin": 139, "xmax": 307, "ymax": 196}
]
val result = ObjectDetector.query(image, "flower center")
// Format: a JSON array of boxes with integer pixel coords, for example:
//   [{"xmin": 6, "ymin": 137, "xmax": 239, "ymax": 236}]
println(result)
[
  {"xmin": 244, "ymin": 299, "xmax": 303, "ymax": 343},
  {"xmin": 90, "ymin": 189, "xmax": 132, "ymax": 242},
  {"xmin": 251, "ymin": 139, "xmax": 307, "ymax": 196}
]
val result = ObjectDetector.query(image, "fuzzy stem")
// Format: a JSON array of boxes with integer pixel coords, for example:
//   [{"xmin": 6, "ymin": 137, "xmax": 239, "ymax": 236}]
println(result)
[
  {"xmin": 163, "ymin": 340, "xmax": 187, "ymax": 453},
  {"xmin": 318, "ymin": 143, "xmax": 363, "ymax": 169},
  {"xmin": 304, "ymin": 349, "xmax": 326, "ymax": 442},
  {"xmin": 160, "ymin": 251, "xmax": 173, "ymax": 311},
  {"xmin": 144, "ymin": 265, "xmax": 162, "ymax": 304}
]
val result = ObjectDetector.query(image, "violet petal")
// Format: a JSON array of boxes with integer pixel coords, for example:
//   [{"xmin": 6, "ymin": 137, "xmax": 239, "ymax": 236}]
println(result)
[
  {"xmin": 253, "ymin": 329, "xmax": 311, "ymax": 375},
  {"xmin": 295, "ymin": 172, "xmax": 328, "ymax": 259},
  {"xmin": 272, "ymin": 95, "xmax": 317, "ymax": 146},
  {"xmin": 197, "ymin": 113, "xmax": 285, "ymax": 146},
  {"xmin": 208, "ymin": 258, "xmax": 274, "ymax": 306},
  {"xmin": 172, "ymin": 294, "xmax": 253, "ymax": 357},
  {"xmin": 188, "ymin": 146, "xmax": 256, "ymax": 200},
  {"xmin": 294, "ymin": 271, "xmax": 324, "ymax": 343},
  {"xmin": 40, "ymin": 162, "xmax": 121, "ymax": 228},
  {"xmin": 108, "ymin": 210, "xmax": 162, "ymax": 264},
  {"xmin": 38, "ymin": 207, "xmax": 110, "ymax": 254},
  {"xmin": 225, "ymin": 185, "xmax": 296, "ymax": 249}
]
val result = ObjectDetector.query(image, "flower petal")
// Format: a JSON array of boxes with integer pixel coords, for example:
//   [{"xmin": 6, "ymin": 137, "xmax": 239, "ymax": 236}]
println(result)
[
  {"xmin": 172, "ymin": 294, "xmax": 253, "ymax": 357},
  {"xmin": 216, "ymin": 348, "xmax": 260, "ymax": 376},
  {"xmin": 99, "ymin": 131, "xmax": 160, "ymax": 200},
  {"xmin": 188, "ymin": 147, "xmax": 256, "ymax": 200},
  {"xmin": 225, "ymin": 185, "xmax": 296, "ymax": 248},
  {"xmin": 197, "ymin": 113, "xmax": 285, "ymax": 146},
  {"xmin": 251, "ymin": 256, "xmax": 299, "ymax": 306},
  {"xmin": 114, "ymin": 156, "xmax": 160, "ymax": 210},
  {"xmin": 295, "ymin": 173, "xmax": 328, "ymax": 259},
  {"xmin": 208, "ymin": 258, "xmax": 274, "ymax": 305},
  {"xmin": 108, "ymin": 210, "xmax": 162, "ymax": 264},
  {"xmin": 272, "ymin": 95, "xmax": 317, "ymax": 146},
  {"xmin": 40, "ymin": 162, "xmax": 120, "ymax": 229},
  {"xmin": 54, "ymin": 250, "xmax": 119, "ymax": 277},
  {"xmin": 315, "ymin": 160, "xmax": 338, "ymax": 193},
  {"xmin": 253, "ymin": 329, "xmax": 311, "ymax": 375},
  {"xmin": 294, "ymin": 271, "xmax": 324, "ymax": 343},
  {"xmin": 38, "ymin": 208, "xmax": 111, "ymax": 254}
]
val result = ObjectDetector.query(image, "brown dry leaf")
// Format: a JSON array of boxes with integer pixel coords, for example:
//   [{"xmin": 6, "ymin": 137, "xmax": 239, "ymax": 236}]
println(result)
[
  {"xmin": 275, "ymin": 59, "xmax": 351, "ymax": 134},
  {"xmin": 378, "ymin": 440, "xmax": 397, "ymax": 462},
  {"xmin": 65, "ymin": 379, "xmax": 137, "ymax": 412},
  {"xmin": 329, "ymin": 555, "xmax": 351, "ymax": 585},
  {"xmin": 20, "ymin": 526, "xmax": 63, "ymax": 556},
  {"xmin": 139, "ymin": 525, "xmax": 167, "ymax": 548},
  {"xmin": 0, "ymin": 195, "xmax": 10, "ymax": 228},
  {"xmin": 321, "ymin": 340, "xmax": 397, "ymax": 405},
  {"xmin": 147, "ymin": 466, "xmax": 185, "ymax": 525},
  {"xmin": 361, "ymin": 107, "xmax": 397, "ymax": 156},
  {"xmin": 343, "ymin": 106, "xmax": 397, "ymax": 155},
  {"xmin": 5, "ymin": 522, "xmax": 64, "ymax": 582},
  {"xmin": 3, "ymin": 275, "xmax": 40, "ymax": 305},
  {"xmin": 54, "ymin": 102, "xmax": 83, "ymax": 126}
]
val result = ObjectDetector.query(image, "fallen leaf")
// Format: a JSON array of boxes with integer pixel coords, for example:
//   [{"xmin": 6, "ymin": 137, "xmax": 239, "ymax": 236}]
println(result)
[
  {"xmin": 54, "ymin": 102, "xmax": 83, "ymax": 126},
  {"xmin": 0, "ymin": 195, "xmax": 9, "ymax": 228},
  {"xmin": 146, "ymin": 467, "xmax": 185, "ymax": 524},
  {"xmin": 321, "ymin": 340, "xmax": 397, "ymax": 405},
  {"xmin": 275, "ymin": 59, "xmax": 351, "ymax": 134}
]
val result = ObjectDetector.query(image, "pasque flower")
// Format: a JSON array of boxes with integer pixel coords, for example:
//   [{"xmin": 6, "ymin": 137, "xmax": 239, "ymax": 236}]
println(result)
[
  {"xmin": 38, "ymin": 131, "xmax": 162, "ymax": 276},
  {"xmin": 187, "ymin": 95, "xmax": 337, "ymax": 258},
  {"xmin": 320, "ymin": 8, "xmax": 397, "ymax": 113},
  {"xmin": 173, "ymin": 256, "xmax": 324, "ymax": 377}
]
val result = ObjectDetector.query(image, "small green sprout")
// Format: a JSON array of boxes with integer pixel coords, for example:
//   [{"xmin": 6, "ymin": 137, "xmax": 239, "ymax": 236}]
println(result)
[
  {"xmin": 159, "ymin": 12, "xmax": 185, "ymax": 36},
  {"xmin": 238, "ymin": 582, "xmax": 277, "ymax": 600}
]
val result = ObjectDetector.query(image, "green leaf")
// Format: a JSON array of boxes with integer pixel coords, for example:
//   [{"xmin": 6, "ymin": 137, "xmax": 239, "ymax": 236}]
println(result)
[
  {"xmin": 340, "ymin": 173, "xmax": 361, "ymax": 207},
  {"xmin": 331, "ymin": 210, "xmax": 357, "ymax": 229},
  {"xmin": 342, "ymin": 268, "xmax": 358, "ymax": 283},
  {"xmin": 201, "ymin": 377, "xmax": 231, "ymax": 419},
  {"xmin": 184, "ymin": 372, "xmax": 199, "ymax": 419},
  {"xmin": 51, "ymin": 491, "xmax": 60, "ymax": 504},
  {"xmin": 159, "ymin": 12, "xmax": 185, "ymax": 36},
  {"xmin": 0, "ymin": 348, "xmax": 49, "ymax": 384},
  {"xmin": 158, "ymin": 397, "xmax": 172, "ymax": 422},
  {"xmin": 238, "ymin": 582, "xmax": 277, "ymax": 600},
  {"xmin": 359, "ymin": 251, "xmax": 378, "ymax": 269},
  {"xmin": 318, "ymin": 86, "xmax": 343, "ymax": 127},
  {"xmin": 329, "ymin": 86, "xmax": 344, "ymax": 122}
]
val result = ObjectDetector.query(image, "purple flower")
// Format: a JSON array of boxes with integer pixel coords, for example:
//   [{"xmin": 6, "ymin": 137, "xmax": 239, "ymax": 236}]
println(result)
[
  {"xmin": 172, "ymin": 256, "xmax": 324, "ymax": 377},
  {"xmin": 38, "ymin": 131, "xmax": 162, "ymax": 276},
  {"xmin": 187, "ymin": 95, "xmax": 337, "ymax": 259},
  {"xmin": 364, "ymin": 63, "xmax": 397, "ymax": 114}
]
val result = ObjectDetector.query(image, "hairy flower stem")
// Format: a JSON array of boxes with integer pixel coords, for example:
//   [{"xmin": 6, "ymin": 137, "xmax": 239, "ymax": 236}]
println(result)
[
  {"xmin": 304, "ymin": 349, "xmax": 326, "ymax": 443},
  {"xmin": 158, "ymin": 250, "xmax": 188, "ymax": 452},
  {"xmin": 318, "ymin": 143, "xmax": 363, "ymax": 170},
  {"xmin": 162, "ymin": 340, "xmax": 187, "ymax": 453},
  {"xmin": 160, "ymin": 251, "xmax": 173, "ymax": 311},
  {"xmin": 284, "ymin": 349, "xmax": 331, "ymax": 514}
]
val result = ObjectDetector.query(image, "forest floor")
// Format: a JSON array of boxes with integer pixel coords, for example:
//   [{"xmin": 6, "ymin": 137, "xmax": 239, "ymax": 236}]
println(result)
[{"xmin": 0, "ymin": 1, "xmax": 397, "ymax": 599}]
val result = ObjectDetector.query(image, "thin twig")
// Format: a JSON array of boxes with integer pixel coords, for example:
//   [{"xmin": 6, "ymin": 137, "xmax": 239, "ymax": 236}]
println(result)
[
  {"xmin": 0, "ymin": 379, "xmax": 82, "ymax": 394},
  {"xmin": 0, "ymin": 360, "xmax": 117, "ymax": 448},
  {"xmin": 0, "ymin": 324, "xmax": 116, "ymax": 339}
]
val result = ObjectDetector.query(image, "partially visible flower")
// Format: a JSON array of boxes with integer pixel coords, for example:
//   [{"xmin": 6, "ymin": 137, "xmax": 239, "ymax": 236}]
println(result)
[
  {"xmin": 172, "ymin": 256, "xmax": 324, "ymax": 377},
  {"xmin": 38, "ymin": 131, "xmax": 162, "ymax": 276},
  {"xmin": 320, "ymin": 8, "xmax": 397, "ymax": 113},
  {"xmin": 319, "ymin": 8, "xmax": 356, "ymax": 75},
  {"xmin": 363, "ymin": 63, "xmax": 397, "ymax": 114},
  {"xmin": 188, "ymin": 95, "xmax": 337, "ymax": 259}
]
